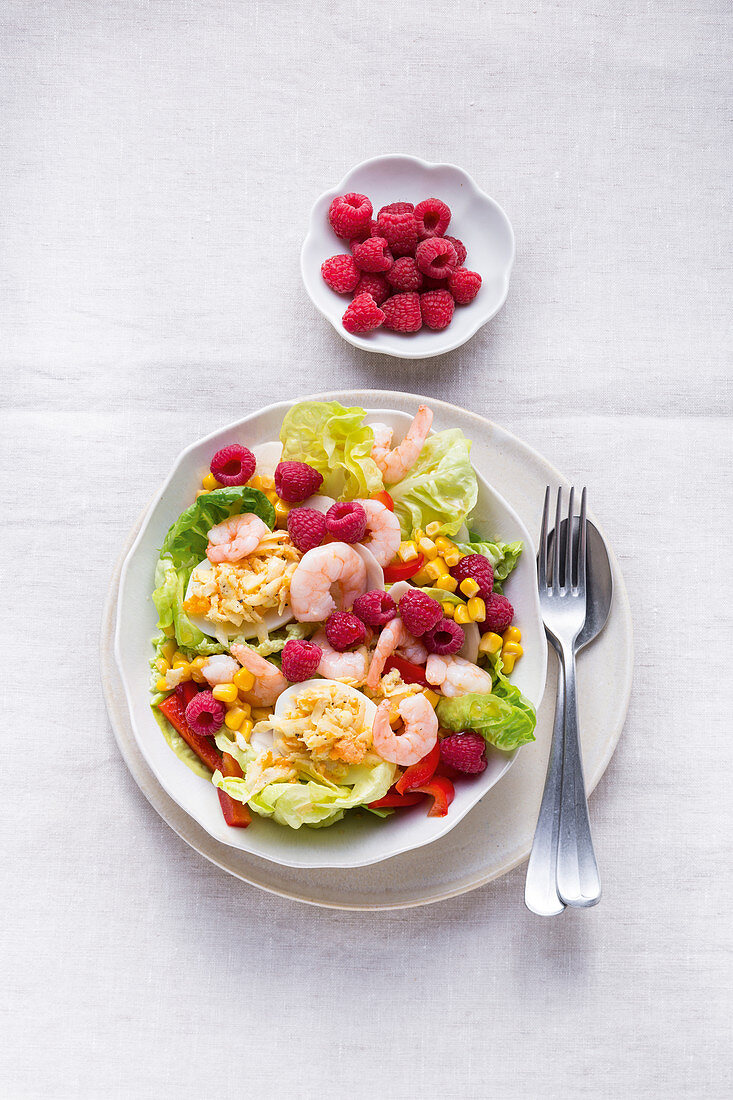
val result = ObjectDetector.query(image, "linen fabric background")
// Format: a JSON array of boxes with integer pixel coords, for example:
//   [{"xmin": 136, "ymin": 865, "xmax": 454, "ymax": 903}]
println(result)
[{"xmin": 2, "ymin": 1, "xmax": 731, "ymax": 1097}]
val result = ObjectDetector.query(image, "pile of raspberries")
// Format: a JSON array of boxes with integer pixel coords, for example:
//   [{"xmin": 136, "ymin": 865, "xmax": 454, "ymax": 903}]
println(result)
[{"xmin": 321, "ymin": 193, "xmax": 482, "ymax": 336}]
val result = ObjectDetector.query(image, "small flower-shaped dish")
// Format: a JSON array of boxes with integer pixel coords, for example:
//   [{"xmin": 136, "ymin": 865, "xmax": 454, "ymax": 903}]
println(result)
[{"xmin": 300, "ymin": 154, "xmax": 515, "ymax": 359}]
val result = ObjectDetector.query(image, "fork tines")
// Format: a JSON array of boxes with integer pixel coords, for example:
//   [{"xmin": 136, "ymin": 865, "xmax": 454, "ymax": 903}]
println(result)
[{"xmin": 538, "ymin": 486, "xmax": 587, "ymax": 594}]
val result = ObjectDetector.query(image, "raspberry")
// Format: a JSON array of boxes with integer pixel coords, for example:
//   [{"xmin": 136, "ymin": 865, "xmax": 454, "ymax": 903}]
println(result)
[
  {"xmin": 286, "ymin": 507, "xmax": 327, "ymax": 553},
  {"xmin": 321, "ymin": 254, "xmax": 360, "ymax": 294},
  {"xmin": 416, "ymin": 237, "xmax": 458, "ymax": 279},
  {"xmin": 353, "ymin": 273, "xmax": 389, "ymax": 306},
  {"xmin": 328, "ymin": 193, "xmax": 373, "ymax": 240},
  {"xmin": 448, "ymin": 268, "xmax": 482, "ymax": 305},
  {"xmin": 210, "ymin": 445, "xmax": 256, "ymax": 486},
  {"xmin": 378, "ymin": 201, "xmax": 414, "ymax": 217},
  {"xmin": 481, "ymin": 593, "xmax": 515, "ymax": 634},
  {"xmin": 352, "ymin": 590, "xmax": 397, "ymax": 627},
  {"xmin": 414, "ymin": 197, "xmax": 451, "ymax": 239},
  {"xmin": 387, "ymin": 257, "xmax": 423, "ymax": 293},
  {"xmin": 439, "ymin": 732, "xmax": 487, "ymax": 775},
  {"xmin": 325, "ymin": 501, "xmax": 367, "ymax": 542},
  {"xmin": 281, "ymin": 639, "xmax": 322, "ymax": 682},
  {"xmin": 381, "ymin": 292, "xmax": 422, "ymax": 333},
  {"xmin": 352, "ymin": 236, "xmax": 394, "ymax": 274},
  {"xmin": 450, "ymin": 554, "xmax": 494, "ymax": 598},
  {"xmin": 444, "ymin": 236, "xmax": 467, "ymax": 265},
  {"xmin": 185, "ymin": 691, "xmax": 225, "ymax": 737},
  {"xmin": 274, "ymin": 461, "xmax": 323, "ymax": 503},
  {"xmin": 325, "ymin": 611, "xmax": 367, "ymax": 651},
  {"xmin": 422, "ymin": 276, "xmax": 449, "ymax": 291},
  {"xmin": 420, "ymin": 289, "xmax": 455, "ymax": 331},
  {"xmin": 342, "ymin": 293, "xmax": 385, "ymax": 335},
  {"xmin": 423, "ymin": 617, "xmax": 465, "ymax": 655},
  {"xmin": 375, "ymin": 211, "xmax": 418, "ymax": 257},
  {"xmin": 350, "ymin": 219, "xmax": 378, "ymax": 243},
  {"xmin": 398, "ymin": 588, "xmax": 443, "ymax": 636}
]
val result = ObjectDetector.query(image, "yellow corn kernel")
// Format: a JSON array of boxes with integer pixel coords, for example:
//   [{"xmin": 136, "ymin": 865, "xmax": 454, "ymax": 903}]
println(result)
[
  {"xmin": 173, "ymin": 664, "xmax": 192, "ymax": 682},
  {"xmin": 441, "ymin": 600, "xmax": 456, "ymax": 618},
  {"xmin": 155, "ymin": 677, "xmax": 169, "ymax": 693},
  {"xmin": 501, "ymin": 652, "xmax": 518, "ymax": 674},
  {"xmin": 274, "ymin": 499, "xmax": 291, "ymax": 525},
  {"xmin": 224, "ymin": 706, "xmax": 247, "ymax": 731},
  {"xmin": 155, "ymin": 656, "xmax": 170, "ymax": 674},
  {"xmin": 423, "ymin": 689, "xmax": 440, "ymax": 708},
  {"xmin": 410, "ymin": 567, "xmax": 433, "ymax": 588},
  {"xmin": 250, "ymin": 707, "xmax": 272, "ymax": 722},
  {"xmin": 265, "ymin": 490, "xmax": 278, "ymax": 506},
  {"xmin": 238, "ymin": 702, "xmax": 251, "ymax": 718},
  {"xmin": 417, "ymin": 537, "xmax": 438, "ymax": 561},
  {"xmin": 467, "ymin": 596, "xmax": 486, "ymax": 622},
  {"xmin": 397, "ymin": 541, "xmax": 419, "ymax": 563},
  {"xmin": 195, "ymin": 489, "xmax": 208, "ymax": 498},
  {"xmin": 424, "ymin": 557, "xmax": 449, "ymax": 581},
  {"xmin": 503, "ymin": 626, "xmax": 522, "ymax": 645},
  {"xmin": 413, "ymin": 528, "xmax": 425, "ymax": 544},
  {"xmin": 434, "ymin": 536, "xmax": 454, "ymax": 554},
  {"xmin": 171, "ymin": 651, "xmax": 188, "ymax": 667},
  {"xmin": 443, "ymin": 549, "xmax": 462, "ymax": 568},
  {"xmin": 212, "ymin": 682, "xmax": 238, "ymax": 703},
  {"xmin": 189, "ymin": 656, "xmax": 207, "ymax": 683},
  {"xmin": 479, "ymin": 631, "xmax": 503, "ymax": 656},
  {"xmin": 202, "ymin": 472, "xmax": 220, "ymax": 491},
  {"xmin": 239, "ymin": 718, "xmax": 254, "ymax": 740},
  {"xmin": 249, "ymin": 474, "xmax": 274, "ymax": 492},
  {"xmin": 433, "ymin": 574, "xmax": 459, "ymax": 593},
  {"xmin": 161, "ymin": 623, "xmax": 176, "ymax": 638},
  {"xmin": 233, "ymin": 667, "xmax": 255, "ymax": 693},
  {"xmin": 459, "ymin": 577, "xmax": 480, "ymax": 598},
  {"xmin": 502, "ymin": 641, "xmax": 524, "ymax": 659},
  {"xmin": 425, "ymin": 521, "xmax": 442, "ymax": 537},
  {"xmin": 454, "ymin": 604, "xmax": 471, "ymax": 624}
]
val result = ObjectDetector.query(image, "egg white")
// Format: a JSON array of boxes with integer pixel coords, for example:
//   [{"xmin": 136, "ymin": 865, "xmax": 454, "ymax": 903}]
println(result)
[
  {"xmin": 248, "ymin": 679, "xmax": 378, "ymax": 759},
  {"xmin": 184, "ymin": 558, "xmax": 294, "ymax": 644}
]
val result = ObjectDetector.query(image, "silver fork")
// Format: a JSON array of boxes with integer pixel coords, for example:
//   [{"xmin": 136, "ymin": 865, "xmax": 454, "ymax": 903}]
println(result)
[{"xmin": 524, "ymin": 487, "xmax": 601, "ymax": 914}]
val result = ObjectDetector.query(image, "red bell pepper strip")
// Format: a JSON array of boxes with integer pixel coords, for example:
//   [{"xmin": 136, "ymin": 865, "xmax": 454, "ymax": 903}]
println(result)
[
  {"xmin": 175, "ymin": 681, "xmax": 199, "ymax": 706},
  {"xmin": 383, "ymin": 654, "xmax": 429, "ymax": 688},
  {"xmin": 395, "ymin": 741, "xmax": 440, "ymax": 795},
  {"xmin": 383, "ymin": 554, "xmax": 424, "ymax": 584},
  {"xmin": 217, "ymin": 752, "xmax": 252, "ymax": 828},
  {"xmin": 158, "ymin": 693, "xmax": 223, "ymax": 773},
  {"xmin": 414, "ymin": 775, "xmax": 455, "ymax": 817},
  {"xmin": 368, "ymin": 786, "xmax": 425, "ymax": 809},
  {"xmin": 370, "ymin": 490, "xmax": 395, "ymax": 512}
]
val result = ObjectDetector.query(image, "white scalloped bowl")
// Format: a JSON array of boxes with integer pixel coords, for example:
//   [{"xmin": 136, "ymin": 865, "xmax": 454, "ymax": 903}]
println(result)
[
  {"xmin": 113, "ymin": 394, "xmax": 546, "ymax": 868},
  {"xmin": 300, "ymin": 155, "xmax": 515, "ymax": 359}
]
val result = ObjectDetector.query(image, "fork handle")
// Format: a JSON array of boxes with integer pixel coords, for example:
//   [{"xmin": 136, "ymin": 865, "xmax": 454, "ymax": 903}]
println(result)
[
  {"xmin": 524, "ymin": 639, "xmax": 566, "ymax": 916},
  {"xmin": 556, "ymin": 645, "xmax": 602, "ymax": 907}
]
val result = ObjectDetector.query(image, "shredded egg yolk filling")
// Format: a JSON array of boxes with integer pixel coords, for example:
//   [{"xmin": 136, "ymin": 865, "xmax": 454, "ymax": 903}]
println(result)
[
  {"xmin": 184, "ymin": 530, "xmax": 300, "ymax": 627},
  {"xmin": 263, "ymin": 685, "xmax": 376, "ymax": 777}
]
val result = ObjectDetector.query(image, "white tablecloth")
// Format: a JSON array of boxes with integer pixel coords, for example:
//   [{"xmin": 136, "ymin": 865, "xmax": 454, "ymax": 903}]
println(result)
[{"xmin": 3, "ymin": 1, "xmax": 731, "ymax": 1097}]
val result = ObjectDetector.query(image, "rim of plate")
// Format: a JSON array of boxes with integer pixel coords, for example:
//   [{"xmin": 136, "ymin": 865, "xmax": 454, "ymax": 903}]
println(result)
[
  {"xmin": 112, "ymin": 392, "xmax": 546, "ymax": 868},
  {"xmin": 300, "ymin": 154, "xmax": 515, "ymax": 359}
]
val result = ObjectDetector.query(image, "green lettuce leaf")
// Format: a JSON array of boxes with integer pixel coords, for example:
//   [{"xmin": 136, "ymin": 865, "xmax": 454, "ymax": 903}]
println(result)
[
  {"xmin": 419, "ymin": 587, "xmax": 463, "ymax": 605},
  {"xmin": 279, "ymin": 401, "xmax": 384, "ymax": 501},
  {"xmin": 213, "ymin": 760, "xmax": 396, "ymax": 829},
  {"xmin": 456, "ymin": 533, "xmax": 523, "ymax": 585},
  {"xmin": 152, "ymin": 486, "xmax": 274, "ymax": 653},
  {"xmin": 243, "ymin": 621, "xmax": 315, "ymax": 657},
  {"xmin": 389, "ymin": 428, "xmax": 478, "ymax": 538},
  {"xmin": 436, "ymin": 681, "xmax": 537, "ymax": 751}
]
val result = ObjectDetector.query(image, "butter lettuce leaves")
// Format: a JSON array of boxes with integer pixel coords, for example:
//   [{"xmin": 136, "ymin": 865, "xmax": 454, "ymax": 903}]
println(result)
[
  {"xmin": 279, "ymin": 401, "xmax": 383, "ymax": 501},
  {"xmin": 456, "ymin": 531, "xmax": 523, "ymax": 586},
  {"xmin": 437, "ymin": 680, "xmax": 537, "ymax": 751},
  {"xmin": 389, "ymin": 428, "xmax": 477, "ymax": 538},
  {"xmin": 152, "ymin": 486, "xmax": 275, "ymax": 653}
]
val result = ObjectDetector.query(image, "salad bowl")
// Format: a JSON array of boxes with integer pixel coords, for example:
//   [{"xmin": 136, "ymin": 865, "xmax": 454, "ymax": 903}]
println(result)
[
  {"xmin": 113, "ymin": 394, "xmax": 546, "ymax": 869},
  {"xmin": 301, "ymin": 154, "xmax": 515, "ymax": 359}
]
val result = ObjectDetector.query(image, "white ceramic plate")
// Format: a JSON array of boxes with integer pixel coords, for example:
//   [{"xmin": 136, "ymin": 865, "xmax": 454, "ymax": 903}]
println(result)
[
  {"xmin": 300, "ymin": 154, "xmax": 514, "ymax": 359},
  {"xmin": 113, "ymin": 396, "xmax": 546, "ymax": 868},
  {"xmin": 103, "ymin": 390, "xmax": 632, "ymax": 909}
]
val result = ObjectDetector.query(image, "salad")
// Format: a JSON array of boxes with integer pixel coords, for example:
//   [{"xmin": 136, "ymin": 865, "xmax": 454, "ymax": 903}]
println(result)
[{"xmin": 150, "ymin": 400, "xmax": 536, "ymax": 831}]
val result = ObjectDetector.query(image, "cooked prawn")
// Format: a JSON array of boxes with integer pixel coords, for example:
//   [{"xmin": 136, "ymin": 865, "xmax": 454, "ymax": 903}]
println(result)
[
  {"xmin": 311, "ymin": 630, "xmax": 369, "ymax": 686},
  {"xmin": 289, "ymin": 542, "xmax": 367, "ymax": 622},
  {"xmin": 425, "ymin": 654, "xmax": 493, "ymax": 697},
  {"xmin": 206, "ymin": 513, "xmax": 270, "ymax": 563},
  {"xmin": 356, "ymin": 498, "xmax": 401, "ymax": 566},
  {"xmin": 371, "ymin": 693, "xmax": 438, "ymax": 766},
  {"xmin": 201, "ymin": 654, "xmax": 239, "ymax": 685},
  {"xmin": 230, "ymin": 643, "xmax": 288, "ymax": 705},
  {"xmin": 366, "ymin": 617, "xmax": 427, "ymax": 691},
  {"xmin": 374, "ymin": 405, "xmax": 433, "ymax": 485},
  {"xmin": 369, "ymin": 422, "xmax": 394, "ymax": 466}
]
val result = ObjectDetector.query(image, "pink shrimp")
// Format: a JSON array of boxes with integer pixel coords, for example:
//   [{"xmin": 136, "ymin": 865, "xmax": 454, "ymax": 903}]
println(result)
[
  {"xmin": 289, "ymin": 542, "xmax": 367, "ymax": 622},
  {"xmin": 206, "ymin": 513, "xmax": 270, "ymax": 563},
  {"xmin": 356, "ymin": 498, "xmax": 401, "ymax": 566},
  {"xmin": 311, "ymin": 629, "xmax": 369, "ymax": 686},
  {"xmin": 425, "ymin": 654, "xmax": 493, "ymax": 697},
  {"xmin": 371, "ymin": 693, "xmax": 438, "ymax": 766},
  {"xmin": 230, "ymin": 643, "xmax": 288, "ymax": 706},
  {"xmin": 373, "ymin": 405, "xmax": 434, "ymax": 485},
  {"xmin": 366, "ymin": 617, "xmax": 428, "ymax": 691}
]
